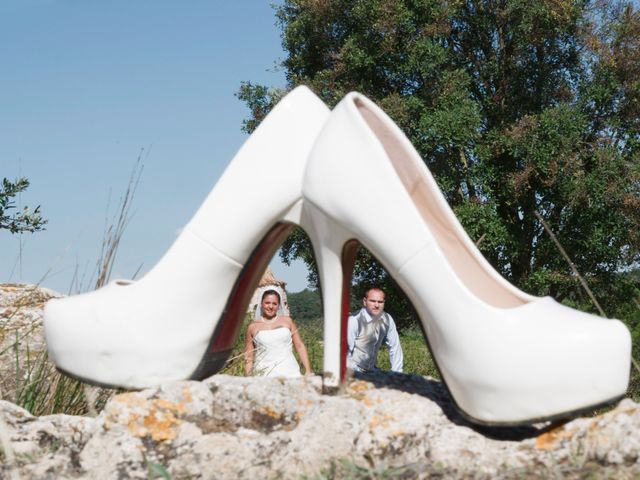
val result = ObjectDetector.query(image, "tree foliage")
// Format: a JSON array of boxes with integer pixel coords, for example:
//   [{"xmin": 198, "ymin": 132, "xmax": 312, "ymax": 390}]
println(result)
[
  {"xmin": 240, "ymin": 0, "xmax": 640, "ymax": 325},
  {"xmin": 0, "ymin": 177, "xmax": 47, "ymax": 234},
  {"xmin": 288, "ymin": 288, "xmax": 323, "ymax": 320}
]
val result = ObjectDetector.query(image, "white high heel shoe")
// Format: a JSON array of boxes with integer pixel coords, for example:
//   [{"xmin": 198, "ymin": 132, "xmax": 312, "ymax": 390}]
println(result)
[
  {"xmin": 303, "ymin": 92, "xmax": 631, "ymax": 425},
  {"xmin": 44, "ymin": 86, "xmax": 330, "ymax": 389}
]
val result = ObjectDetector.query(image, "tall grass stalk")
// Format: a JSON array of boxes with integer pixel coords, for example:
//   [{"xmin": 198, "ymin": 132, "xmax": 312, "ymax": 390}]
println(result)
[
  {"xmin": 1, "ymin": 157, "xmax": 144, "ymax": 417},
  {"xmin": 534, "ymin": 211, "xmax": 606, "ymax": 317},
  {"xmin": 94, "ymin": 152, "xmax": 143, "ymax": 289}
]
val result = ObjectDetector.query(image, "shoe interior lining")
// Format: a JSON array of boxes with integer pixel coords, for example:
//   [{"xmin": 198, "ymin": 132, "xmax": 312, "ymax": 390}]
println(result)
[{"xmin": 356, "ymin": 98, "xmax": 525, "ymax": 309}]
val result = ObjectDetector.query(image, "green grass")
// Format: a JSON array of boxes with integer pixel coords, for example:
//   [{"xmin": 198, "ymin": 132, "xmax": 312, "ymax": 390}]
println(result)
[
  {"xmin": 376, "ymin": 326, "xmax": 439, "ymax": 378},
  {"xmin": 220, "ymin": 316, "xmax": 439, "ymax": 379}
]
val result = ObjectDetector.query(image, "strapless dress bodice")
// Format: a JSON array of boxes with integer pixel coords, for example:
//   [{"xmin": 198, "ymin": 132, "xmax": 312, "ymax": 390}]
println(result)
[{"xmin": 253, "ymin": 327, "xmax": 301, "ymax": 378}]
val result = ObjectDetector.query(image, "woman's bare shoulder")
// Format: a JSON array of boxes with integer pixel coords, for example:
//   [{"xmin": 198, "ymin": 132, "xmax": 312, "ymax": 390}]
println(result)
[
  {"xmin": 279, "ymin": 316, "xmax": 297, "ymax": 329},
  {"xmin": 246, "ymin": 321, "xmax": 261, "ymax": 334}
]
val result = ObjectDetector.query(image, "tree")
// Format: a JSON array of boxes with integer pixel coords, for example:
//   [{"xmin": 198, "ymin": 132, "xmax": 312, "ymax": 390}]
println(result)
[
  {"xmin": 239, "ymin": 0, "xmax": 640, "ymax": 324},
  {"xmin": 287, "ymin": 288, "xmax": 323, "ymax": 320},
  {"xmin": 0, "ymin": 177, "xmax": 47, "ymax": 234}
]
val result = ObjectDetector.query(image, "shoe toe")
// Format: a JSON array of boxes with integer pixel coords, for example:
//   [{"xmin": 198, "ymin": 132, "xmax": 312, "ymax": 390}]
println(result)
[
  {"xmin": 44, "ymin": 293, "xmax": 95, "ymax": 376},
  {"xmin": 449, "ymin": 299, "xmax": 632, "ymax": 424}
]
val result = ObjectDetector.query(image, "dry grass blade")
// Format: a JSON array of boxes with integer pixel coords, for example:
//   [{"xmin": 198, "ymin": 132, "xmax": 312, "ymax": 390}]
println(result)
[
  {"xmin": 95, "ymin": 151, "xmax": 144, "ymax": 289},
  {"xmin": 534, "ymin": 211, "xmax": 607, "ymax": 318}
]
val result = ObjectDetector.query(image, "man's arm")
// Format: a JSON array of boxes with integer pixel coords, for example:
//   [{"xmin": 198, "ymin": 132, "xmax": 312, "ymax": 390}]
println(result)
[
  {"xmin": 347, "ymin": 314, "xmax": 357, "ymax": 356},
  {"xmin": 385, "ymin": 315, "xmax": 403, "ymax": 372}
]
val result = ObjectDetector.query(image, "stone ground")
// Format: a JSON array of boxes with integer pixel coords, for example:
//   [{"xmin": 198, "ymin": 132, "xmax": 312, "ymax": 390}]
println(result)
[{"xmin": 1, "ymin": 375, "xmax": 639, "ymax": 479}]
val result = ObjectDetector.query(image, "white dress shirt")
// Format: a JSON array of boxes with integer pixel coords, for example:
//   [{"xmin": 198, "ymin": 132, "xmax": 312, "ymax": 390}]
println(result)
[{"xmin": 347, "ymin": 307, "xmax": 403, "ymax": 372}]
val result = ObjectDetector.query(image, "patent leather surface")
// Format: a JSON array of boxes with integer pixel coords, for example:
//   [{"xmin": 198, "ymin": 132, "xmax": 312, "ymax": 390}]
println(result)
[
  {"xmin": 44, "ymin": 87, "xmax": 330, "ymax": 389},
  {"xmin": 303, "ymin": 92, "xmax": 631, "ymax": 424}
]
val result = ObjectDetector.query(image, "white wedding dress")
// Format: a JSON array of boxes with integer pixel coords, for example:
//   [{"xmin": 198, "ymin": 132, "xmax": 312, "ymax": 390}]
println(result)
[{"xmin": 253, "ymin": 327, "xmax": 301, "ymax": 378}]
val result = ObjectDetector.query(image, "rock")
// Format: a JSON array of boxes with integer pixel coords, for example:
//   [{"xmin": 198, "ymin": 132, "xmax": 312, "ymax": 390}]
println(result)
[
  {"xmin": 0, "ymin": 375, "xmax": 638, "ymax": 479},
  {"xmin": 0, "ymin": 400, "xmax": 93, "ymax": 479}
]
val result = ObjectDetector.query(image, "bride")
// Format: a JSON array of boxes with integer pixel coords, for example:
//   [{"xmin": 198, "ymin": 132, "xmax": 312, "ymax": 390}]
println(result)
[{"xmin": 244, "ymin": 286, "xmax": 312, "ymax": 377}]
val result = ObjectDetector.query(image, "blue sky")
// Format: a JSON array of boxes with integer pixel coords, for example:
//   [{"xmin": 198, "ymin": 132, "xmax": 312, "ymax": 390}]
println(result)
[{"xmin": 1, "ymin": 0, "xmax": 313, "ymax": 294}]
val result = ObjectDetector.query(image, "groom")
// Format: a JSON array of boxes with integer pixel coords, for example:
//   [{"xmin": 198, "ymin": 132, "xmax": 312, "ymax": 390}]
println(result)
[{"xmin": 347, "ymin": 287, "xmax": 403, "ymax": 373}]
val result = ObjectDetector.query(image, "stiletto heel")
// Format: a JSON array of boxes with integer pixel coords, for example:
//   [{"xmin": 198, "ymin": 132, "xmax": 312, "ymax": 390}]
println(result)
[
  {"xmin": 339, "ymin": 240, "xmax": 360, "ymax": 383},
  {"xmin": 303, "ymin": 92, "xmax": 631, "ymax": 425},
  {"xmin": 302, "ymin": 202, "xmax": 355, "ymax": 389},
  {"xmin": 44, "ymin": 87, "xmax": 330, "ymax": 389}
]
